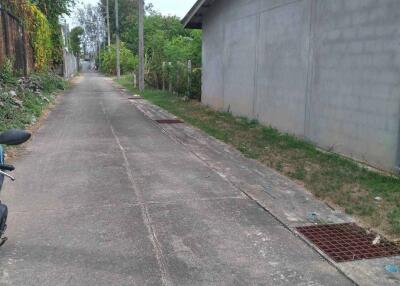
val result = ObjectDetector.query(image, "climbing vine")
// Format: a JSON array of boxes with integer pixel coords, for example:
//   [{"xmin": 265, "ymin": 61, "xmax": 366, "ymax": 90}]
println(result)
[
  {"xmin": 28, "ymin": 4, "xmax": 52, "ymax": 71},
  {"xmin": 18, "ymin": 3, "xmax": 52, "ymax": 71},
  {"xmin": 3, "ymin": 1, "xmax": 54, "ymax": 71}
]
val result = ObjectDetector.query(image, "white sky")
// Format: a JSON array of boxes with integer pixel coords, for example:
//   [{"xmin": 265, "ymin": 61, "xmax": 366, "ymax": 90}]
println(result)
[
  {"xmin": 73, "ymin": 0, "xmax": 197, "ymax": 18},
  {"xmin": 149, "ymin": 0, "xmax": 197, "ymax": 18}
]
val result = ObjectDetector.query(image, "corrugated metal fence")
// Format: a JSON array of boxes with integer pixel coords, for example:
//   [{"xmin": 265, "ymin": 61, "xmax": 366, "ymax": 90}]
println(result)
[{"xmin": 0, "ymin": 4, "xmax": 34, "ymax": 75}]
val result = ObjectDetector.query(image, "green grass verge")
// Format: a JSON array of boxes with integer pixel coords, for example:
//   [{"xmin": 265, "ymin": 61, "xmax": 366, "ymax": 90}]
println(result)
[{"xmin": 117, "ymin": 75, "xmax": 400, "ymax": 238}]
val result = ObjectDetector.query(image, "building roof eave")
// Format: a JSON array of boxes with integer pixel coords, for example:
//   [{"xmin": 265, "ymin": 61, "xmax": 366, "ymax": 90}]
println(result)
[{"xmin": 181, "ymin": 0, "xmax": 216, "ymax": 29}]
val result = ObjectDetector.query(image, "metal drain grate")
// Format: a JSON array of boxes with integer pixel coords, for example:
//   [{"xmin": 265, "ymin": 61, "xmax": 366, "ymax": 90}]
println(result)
[
  {"xmin": 155, "ymin": 119, "xmax": 183, "ymax": 124},
  {"xmin": 296, "ymin": 223, "xmax": 400, "ymax": 262}
]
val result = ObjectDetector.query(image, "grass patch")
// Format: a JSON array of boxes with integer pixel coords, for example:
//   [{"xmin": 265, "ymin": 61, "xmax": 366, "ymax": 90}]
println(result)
[{"xmin": 117, "ymin": 75, "xmax": 400, "ymax": 238}]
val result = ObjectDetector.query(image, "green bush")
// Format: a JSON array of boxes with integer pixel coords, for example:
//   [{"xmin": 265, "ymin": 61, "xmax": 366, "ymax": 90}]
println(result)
[
  {"xmin": 143, "ymin": 16, "xmax": 202, "ymax": 99},
  {"xmin": 99, "ymin": 43, "xmax": 138, "ymax": 75},
  {"xmin": 0, "ymin": 58, "xmax": 16, "ymax": 85},
  {"xmin": 160, "ymin": 61, "xmax": 201, "ymax": 99}
]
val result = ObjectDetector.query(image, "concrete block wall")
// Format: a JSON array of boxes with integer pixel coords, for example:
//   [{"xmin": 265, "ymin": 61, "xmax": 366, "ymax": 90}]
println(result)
[
  {"xmin": 255, "ymin": 0, "xmax": 311, "ymax": 135},
  {"xmin": 202, "ymin": 1, "xmax": 226, "ymax": 110},
  {"xmin": 308, "ymin": 0, "xmax": 400, "ymax": 169},
  {"xmin": 201, "ymin": 0, "xmax": 400, "ymax": 171},
  {"xmin": 63, "ymin": 50, "xmax": 78, "ymax": 79}
]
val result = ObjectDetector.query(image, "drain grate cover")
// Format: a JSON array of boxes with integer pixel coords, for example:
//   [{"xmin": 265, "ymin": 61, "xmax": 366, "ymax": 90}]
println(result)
[
  {"xmin": 296, "ymin": 223, "xmax": 400, "ymax": 262},
  {"xmin": 155, "ymin": 119, "xmax": 183, "ymax": 124}
]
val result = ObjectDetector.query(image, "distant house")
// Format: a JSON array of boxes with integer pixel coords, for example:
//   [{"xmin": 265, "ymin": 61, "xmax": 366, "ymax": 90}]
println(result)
[{"xmin": 183, "ymin": 0, "xmax": 400, "ymax": 172}]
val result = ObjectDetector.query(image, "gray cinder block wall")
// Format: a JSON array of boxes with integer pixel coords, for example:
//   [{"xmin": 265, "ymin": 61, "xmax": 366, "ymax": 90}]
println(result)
[
  {"xmin": 63, "ymin": 49, "xmax": 78, "ymax": 79},
  {"xmin": 201, "ymin": 0, "xmax": 400, "ymax": 171}
]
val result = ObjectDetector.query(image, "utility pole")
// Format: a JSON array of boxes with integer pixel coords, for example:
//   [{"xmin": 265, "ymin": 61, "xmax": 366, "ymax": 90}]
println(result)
[
  {"xmin": 97, "ymin": 18, "xmax": 101, "ymax": 69},
  {"xmin": 138, "ymin": 0, "xmax": 145, "ymax": 92},
  {"xmin": 115, "ymin": 0, "xmax": 121, "ymax": 79},
  {"xmin": 106, "ymin": 0, "xmax": 111, "ymax": 49},
  {"xmin": 64, "ymin": 19, "xmax": 69, "ymax": 49}
]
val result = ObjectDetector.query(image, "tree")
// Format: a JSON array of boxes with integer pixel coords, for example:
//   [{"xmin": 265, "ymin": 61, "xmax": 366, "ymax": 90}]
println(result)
[
  {"xmin": 141, "ymin": 14, "xmax": 199, "ymax": 89},
  {"xmin": 99, "ymin": 43, "xmax": 137, "ymax": 75},
  {"xmin": 30, "ymin": 0, "xmax": 76, "ymax": 67},
  {"xmin": 76, "ymin": 4, "xmax": 105, "ymax": 57},
  {"xmin": 69, "ymin": 26, "xmax": 84, "ymax": 56},
  {"xmin": 69, "ymin": 26, "xmax": 84, "ymax": 72},
  {"xmin": 99, "ymin": 0, "xmax": 155, "ymax": 52},
  {"xmin": 30, "ymin": 0, "xmax": 76, "ymax": 24},
  {"xmin": 95, "ymin": 3, "xmax": 202, "ymax": 98},
  {"xmin": 99, "ymin": 0, "xmax": 138, "ymax": 40}
]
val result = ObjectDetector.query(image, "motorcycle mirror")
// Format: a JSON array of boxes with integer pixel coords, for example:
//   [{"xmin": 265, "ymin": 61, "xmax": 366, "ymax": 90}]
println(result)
[{"xmin": 0, "ymin": 129, "xmax": 31, "ymax": 145}]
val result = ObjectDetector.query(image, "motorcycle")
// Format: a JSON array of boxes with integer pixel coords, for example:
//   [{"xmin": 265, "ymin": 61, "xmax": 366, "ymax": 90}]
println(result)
[{"xmin": 0, "ymin": 129, "xmax": 31, "ymax": 247}]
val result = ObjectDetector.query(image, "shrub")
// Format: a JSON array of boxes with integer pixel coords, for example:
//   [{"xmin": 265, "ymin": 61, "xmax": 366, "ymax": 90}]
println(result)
[
  {"xmin": 0, "ymin": 58, "xmax": 16, "ymax": 85},
  {"xmin": 31, "ymin": 73, "xmax": 66, "ymax": 93},
  {"xmin": 100, "ymin": 43, "xmax": 138, "ymax": 75},
  {"xmin": 160, "ymin": 61, "xmax": 201, "ymax": 99}
]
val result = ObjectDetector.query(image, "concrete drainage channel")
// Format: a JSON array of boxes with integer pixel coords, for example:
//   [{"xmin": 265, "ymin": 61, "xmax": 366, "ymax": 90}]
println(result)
[{"xmin": 155, "ymin": 119, "xmax": 184, "ymax": 124}]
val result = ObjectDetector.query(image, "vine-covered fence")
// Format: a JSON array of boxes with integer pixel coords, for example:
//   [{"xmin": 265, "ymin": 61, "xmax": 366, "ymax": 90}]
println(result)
[{"xmin": 0, "ymin": 4, "xmax": 34, "ymax": 75}]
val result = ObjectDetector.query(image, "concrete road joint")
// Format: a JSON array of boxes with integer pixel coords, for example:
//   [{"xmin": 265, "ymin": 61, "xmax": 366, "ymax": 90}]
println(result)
[{"xmin": 100, "ymin": 100, "xmax": 173, "ymax": 286}]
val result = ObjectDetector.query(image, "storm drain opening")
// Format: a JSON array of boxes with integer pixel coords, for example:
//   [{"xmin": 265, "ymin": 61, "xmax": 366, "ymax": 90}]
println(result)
[
  {"xmin": 296, "ymin": 223, "xmax": 400, "ymax": 262},
  {"xmin": 155, "ymin": 119, "xmax": 184, "ymax": 124},
  {"xmin": 128, "ymin": 97, "xmax": 144, "ymax": 100}
]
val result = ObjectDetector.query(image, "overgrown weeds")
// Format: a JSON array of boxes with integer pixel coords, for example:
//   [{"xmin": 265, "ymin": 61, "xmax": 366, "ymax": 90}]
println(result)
[
  {"xmin": 0, "ymin": 58, "xmax": 17, "ymax": 85},
  {"xmin": 117, "ymin": 75, "xmax": 400, "ymax": 238},
  {"xmin": 0, "ymin": 70, "xmax": 66, "ymax": 132}
]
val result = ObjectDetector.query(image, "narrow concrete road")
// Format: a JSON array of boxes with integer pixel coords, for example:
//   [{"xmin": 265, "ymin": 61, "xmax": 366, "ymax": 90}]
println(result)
[{"xmin": 0, "ymin": 73, "xmax": 353, "ymax": 285}]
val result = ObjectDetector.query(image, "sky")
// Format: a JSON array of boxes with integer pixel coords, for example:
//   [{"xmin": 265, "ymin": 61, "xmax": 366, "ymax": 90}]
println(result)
[
  {"xmin": 148, "ymin": 0, "xmax": 197, "ymax": 18},
  {"xmin": 74, "ymin": 0, "xmax": 197, "ymax": 18}
]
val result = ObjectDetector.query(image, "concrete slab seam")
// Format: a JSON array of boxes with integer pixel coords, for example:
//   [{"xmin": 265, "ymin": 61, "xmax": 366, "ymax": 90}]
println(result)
[{"xmin": 100, "ymin": 100, "xmax": 173, "ymax": 286}]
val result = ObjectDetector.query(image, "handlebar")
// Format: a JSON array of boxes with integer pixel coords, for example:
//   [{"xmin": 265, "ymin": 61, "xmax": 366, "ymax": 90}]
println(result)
[{"xmin": 0, "ymin": 164, "xmax": 14, "ymax": 172}]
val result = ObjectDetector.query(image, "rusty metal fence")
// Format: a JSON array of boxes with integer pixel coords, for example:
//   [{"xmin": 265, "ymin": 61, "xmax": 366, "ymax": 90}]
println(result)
[{"xmin": 0, "ymin": 4, "xmax": 33, "ymax": 75}]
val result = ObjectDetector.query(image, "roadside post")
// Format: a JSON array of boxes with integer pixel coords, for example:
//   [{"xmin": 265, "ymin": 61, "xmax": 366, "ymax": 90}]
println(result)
[
  {"xmin": 162, "ymin": 62, "xmax": 166, "ymax": 91},
  {"xmin": 187, "ymin": 60, "xmax": 192, "ymax": 98},
  {"xmin": 168, "ymin": 62, "xmax": 172, "ymax": 93}
]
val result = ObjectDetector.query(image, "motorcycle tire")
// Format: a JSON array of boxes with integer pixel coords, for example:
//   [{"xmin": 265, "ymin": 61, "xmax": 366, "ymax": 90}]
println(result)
[{"xmin": 0, "ymin": 203, "xmax": 8, "ymax": 235}]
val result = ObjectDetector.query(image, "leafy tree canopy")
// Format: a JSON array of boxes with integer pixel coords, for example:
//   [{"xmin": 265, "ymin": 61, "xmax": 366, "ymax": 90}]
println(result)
[
  {"xmin": 30, "ymin": 0, "xmax": 76, "ymax": 24},
  {"xmin": 69, "ymin": 26, "xmax": 84, "ymax": 56}
]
